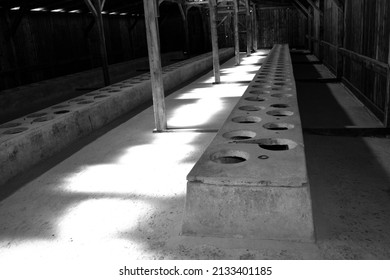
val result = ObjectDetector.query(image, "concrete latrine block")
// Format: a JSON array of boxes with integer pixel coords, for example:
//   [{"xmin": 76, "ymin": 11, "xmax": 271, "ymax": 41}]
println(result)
[{"xmin": 182, "ymin": 45, "xmax": 315, "ymax": 242}]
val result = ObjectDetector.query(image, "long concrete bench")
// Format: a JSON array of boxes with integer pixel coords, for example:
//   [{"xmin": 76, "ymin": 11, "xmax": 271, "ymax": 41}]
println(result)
[
  {"xmin": 0, "ymin": 51, "xmax": 186, "ymax": 123},
  {"xmin": 182, "ymin": 44, "xmax": 315, "ymax": 242},
  {"xmin": 0, "ymin": 48, "xmax": 234, "ymax": 187}
]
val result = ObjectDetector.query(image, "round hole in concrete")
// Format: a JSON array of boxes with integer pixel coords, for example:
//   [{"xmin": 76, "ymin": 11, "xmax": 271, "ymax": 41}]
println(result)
[
  {"xmin": 0, "ymin": 122, "xmax": 21, "ymax": 129},
  {"xmin": 86, "ymin": 93, "xmax": 100, "ymax": 96},
  {"xmin": 271, "ymin": 104, "xmax": 290, "ymax": 108},
  {"xmin": 231, "ymin": 116, "xmax": 261, "ymax": 124},
  {"xmin": 210, "ymin": 150, "xmax": 249, "ymax": 164},
  {"xmin": 245, "ymin": 96, "xmax": 266, "ymax": 102},
  {"xmin": 223, "ymin": 130, "xmax": 256, "ymax": 140},
  {"xmin": 69, "ymin": 98, "xmax": 85, "ymax": 102},
  {"xmin": 26, "ymin": 112, "xmax": 47, "ymax": 118},
  {"xmin": 32, "ymin": 116, "xmax": 55, "ymax": 123},
  {"xmin": 94, "ymin": 95, "xmax": 109, "ymax": 99},
  {"xmin": 255, "ymin": 80, "xmax": 271, "ymax": 84},
  {"xmin": 77, "ymin": 101, "xmax": 94, "ymax": 104},
  {"xmin": 239, "ymin": 105, "xmax": 264, "ymax": 111},
  {"xmin": 249, "ymin": 90, "xmax": 270, "ymax": 95},
  {"xmin": 257, "ymin": 138, "xmax": 298, "ymax": 151},
  {"xmin": 52, "ymin": 104, "xmax": 69, "ymax": 109},
  {"xmin": 271, "ymin": 93, "xmax": 293, "ymax": 98},
  {"xmin": 273, "ymin": 82, "xmax": 288, "ymax": 86},
  {"xmin": 54, "ymin": 110, "xmax": 70, "ymax": 114},
  {"xmin": 252, "ymin": 85, "xmax": 272, "ymax": 89},
  {"xmin": 266, "ymin": 110, "xmax": 294, "ymax": 117},
  {"xmin": 263, "ymin": 122, "xmax": 294, "ymax": 130},
  {"xmin": 2, "ymin": 127, "xmax": 29, "ymax": 134}
]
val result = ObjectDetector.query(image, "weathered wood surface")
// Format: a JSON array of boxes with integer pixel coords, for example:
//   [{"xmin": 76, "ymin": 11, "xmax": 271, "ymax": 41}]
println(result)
[
  {"xmin": 322, "ymin": 0, "xmax": 390, "ymax": 123},
  {"xmin": 143, "ymin": 0, "xmax": 167, "ymax": 131}
]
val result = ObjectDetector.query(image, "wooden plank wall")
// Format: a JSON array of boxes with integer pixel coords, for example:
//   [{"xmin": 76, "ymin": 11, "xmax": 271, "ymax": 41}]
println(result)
[
  {"xmin": 322, "ymin": 0, "xmax": 390, "ymax": 119},
  {"xmin": 0, "ymin": 11, "xmax": 148, "ymax": 90},
  {"xmin": 0, "ymin": 5, "xmax": 199, "ymax": 91},
  {"xmin": 256, "ymin": 7, "xmax": 306, "ymax": 49}
]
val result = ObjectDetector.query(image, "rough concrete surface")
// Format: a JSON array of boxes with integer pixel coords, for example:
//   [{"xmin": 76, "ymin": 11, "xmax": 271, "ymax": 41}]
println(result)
[{"xmin": 0, "ymin": 51, "xmax": 389, "ymax": 266}]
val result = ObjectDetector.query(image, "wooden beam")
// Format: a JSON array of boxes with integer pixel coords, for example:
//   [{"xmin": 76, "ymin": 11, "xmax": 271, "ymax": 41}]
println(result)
[
  {"xmin": 84, "ymin": 0, "xmax": 110, "ymax": 86},
  {"xmin": 252, "ymin": 3, "xmax": 258, "ymax": 50},
  {"xmin": 338, "ymin": 48, "xmax": 388, "ymax": 77},
  {"xmin": 209, "ymin": 0, "xmax": 221, "ymax": 83},
  {"xmin": 314, "ymin": 0, "xmax": 321, "ymax": 59},
  {"xmin": 217, "ymin": 14, "xmax": 229, "ymax": 28},
  {"xmin": 294, "ymin": 0, "xmax": 311, "ymax": 17},
  {"xmin": 233, "ymin": 0, "xmax": 240, "ymax": 65},
  {"xmin": 335, "ymin": 1, "xmax": 344, "ymax": 79},
  {"xmin": 385, "ymin": 35, "xmax": 390, "ymax": 127},
  {"xmin": 143, "ymin": 0, "xmax": 167, "ymax": 131},
  {"xmin": 330, "ymin": 0, "xmax": 343, "ymax": 12},
  {"xmin": 84, "ymin": 0, "xmax": 98, "ymax": 16},
  {"xmin": 94, "ymin": 0, "xmax": 110, "ymax": 86},
  {"xmin": 343, "ymin": 0, "xmax": 348, "ymax": 77},
  {"xmin": 292, "ymin": 2, "xmax": 308, "ymax": 18},
  {"xmin": 245, "ymin": 0, "xmax": 251, "ymax": 56},
  {"xmin": 305, "ymin": 0, "xmax": 323, "ymax": 16},
  {"xmin": 308, "ymin": 7, "xmax": 312, "ymax": 52}
]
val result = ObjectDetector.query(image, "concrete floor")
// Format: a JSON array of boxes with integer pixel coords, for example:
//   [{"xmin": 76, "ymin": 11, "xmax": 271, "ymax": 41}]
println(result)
[{"xmin": 0, "ymin": 50, "xmax": 390, "ymax": 268}]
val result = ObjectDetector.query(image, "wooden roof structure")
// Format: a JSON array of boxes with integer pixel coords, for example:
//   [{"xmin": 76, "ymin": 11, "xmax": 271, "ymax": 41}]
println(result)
[{"xmin": 0, "ymin": 0, "xmax": 352, "ymax": 130}]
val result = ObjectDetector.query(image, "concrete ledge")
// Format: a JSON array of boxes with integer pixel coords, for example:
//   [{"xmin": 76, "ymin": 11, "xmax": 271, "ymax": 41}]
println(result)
[
  {"xmin": 0, "ymin": 48, "xmax": 234, "ymax": 187},
  {"xmin": 182, "ymin": 45, "xmax": 315, "ymax": 242},
  {"xmin": 0, "ymin": 52, "xmax": 184, "ymax": 123}
]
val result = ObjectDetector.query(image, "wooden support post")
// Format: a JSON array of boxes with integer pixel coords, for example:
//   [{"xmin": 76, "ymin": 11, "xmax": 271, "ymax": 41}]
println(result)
[
  {"xmin": 306, "ymin": 0, "xmax": 323, "ymax": 16},
  {"xmin": 335, "ymin": 2, "xmax": 344, "ymax": 79},
  {"xmin": 342, "ymin": 0, "xmax": 348, "ymax": 78},
  {"xmin": 84, "ymin": 0, "xmax": 110, "ymax": 86},
  {"xmin": 233, "ymin": 0, "xmax": 240, "ymax": 65},
  {"xmin": 253, "ymin": 4, "xmax": 258, "ymax": 51},
  {"xmin": 245, "ymin": 0, "xmax": 251, "ymax": 56},
  {"xmin": 143, "ymin": 0, "xmax": 167, "ymax": 131},
  {"xmin": 95, "ymin": 1, "xmax": 110, "ymax": 86},
  {"xmin": 308, "ymin": 8, "xmax": 312, "ymax": 52},
  {"xmin": 315, "ymin": 0, "xmax": 321, "ymax": 60},
  {"xmin": 385, "ymin": 36, "xmax": 390, "ymax": 127},
  {"xmin": 209, "ymin": 0, "xmax": 221, "ymax": 84}
]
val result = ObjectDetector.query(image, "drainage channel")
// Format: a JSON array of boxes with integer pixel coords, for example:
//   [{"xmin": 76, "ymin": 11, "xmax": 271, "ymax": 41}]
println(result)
[{"xmin": 182, "ymin": 44, "xmax": 315, "ymax": 242}]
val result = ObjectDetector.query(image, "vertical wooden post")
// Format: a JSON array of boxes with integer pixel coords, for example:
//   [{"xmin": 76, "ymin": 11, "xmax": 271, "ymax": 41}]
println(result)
[
  {"xmin": 95, "ymin": 1, "xmax": 110, "ymax": 86},
  {"xmin": 245, "ymin": 0, "xmax": 251, "ymax": 56},
  {"xmin": 209, "ymin": 0, "xmax": 221, "ymax": 84},
  {"xmin": 253, "ymin": 4, "xmax": 258, "ymax": 51},
  {"xmin": 143, "ymin": 0, "xmax": 167, "ymax": 131},
  {"xmin": 233, "ymin": 0, "xmax": 240, "ymax": 65},
  {"xmin": 335, "ymin": 1, "xmax": 344, "ymax": 79},
  {"xmin": 384, "ymin": 35, "xmax": 390, "ymax": 127},
  {"xmin": 315, "ymin": 0, "xmax": 322, "ymax": 61},
  {"xmin": 84, "ymin": 0, "xmax": 110, "ymax": 86},
  {"xmin": 342, "ymin": 0, "xmax": 348, "ymax": 78},
  {"xmin": 308, "ymin": 7, "xmax": 312, "ymax": 52}
]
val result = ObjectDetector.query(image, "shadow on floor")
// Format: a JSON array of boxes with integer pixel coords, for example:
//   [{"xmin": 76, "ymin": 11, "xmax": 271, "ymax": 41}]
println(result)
[{"xmin": 291, "ymin": 52, "xmax": 390, "ymax": 259}]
